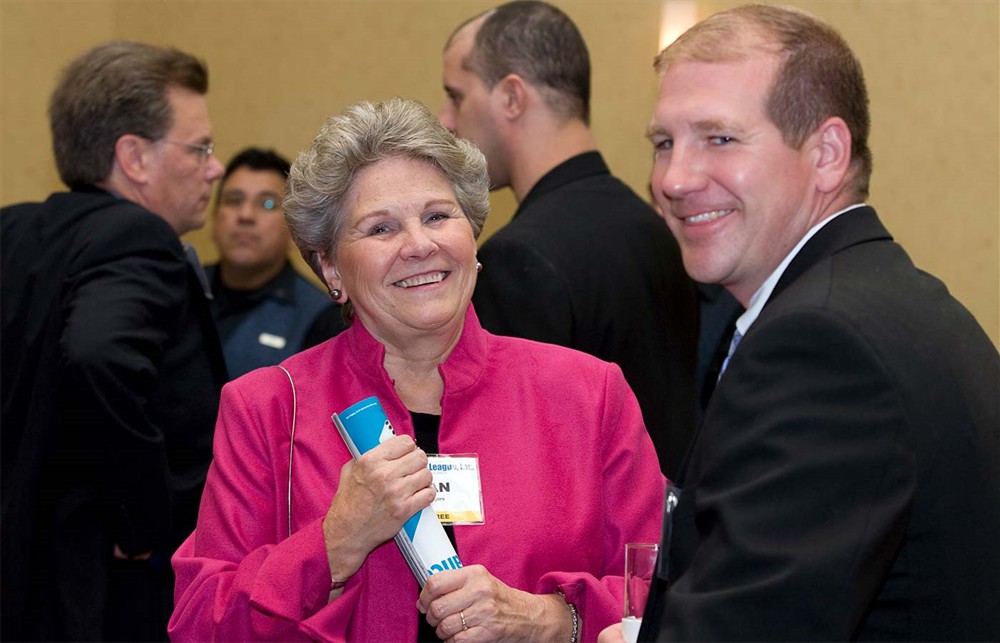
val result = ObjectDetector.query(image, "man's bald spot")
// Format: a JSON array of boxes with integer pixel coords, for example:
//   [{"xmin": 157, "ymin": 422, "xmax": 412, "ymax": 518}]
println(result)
[{"xmin": 444, "ymin": 10, "xmax": 492, "ymax": 52}]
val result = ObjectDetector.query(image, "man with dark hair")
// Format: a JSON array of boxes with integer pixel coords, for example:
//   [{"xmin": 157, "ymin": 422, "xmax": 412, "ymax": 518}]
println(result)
[
  {"xmin": 1, "ymin": 41, "xmax": 228, "ymax": 641},
  {"xmin": 600, "ymin": 4, "xmax": 1000, "ymax": 641},
  {"xmin": 206, "ymin": 147, "xmax": 344, "ymax": 379},
  {"xmin": 440, "ymin": 0, "xmax": 698, "ymax": 478}
]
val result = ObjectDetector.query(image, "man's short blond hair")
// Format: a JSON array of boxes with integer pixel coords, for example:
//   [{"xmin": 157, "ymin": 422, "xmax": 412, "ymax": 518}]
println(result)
[{"xmin": 656, "ymin": 4, "xmax": 872, "ymax": 199}]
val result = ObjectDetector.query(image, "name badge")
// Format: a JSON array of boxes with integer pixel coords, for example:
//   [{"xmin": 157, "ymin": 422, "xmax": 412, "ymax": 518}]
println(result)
[
  {"xmin": 427, "ymin": 454, "xmax": 484, "ymax": 525},
  {"xmin": 258, "ymin": 332, "xmax": 287, "ymax": 350}
]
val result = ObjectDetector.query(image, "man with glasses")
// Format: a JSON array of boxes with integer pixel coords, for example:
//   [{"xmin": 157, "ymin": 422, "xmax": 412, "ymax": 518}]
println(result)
[
  {"xmin": 206, "ymin": 147, "xmax": 344, "ymax": 379},
  {"xmin": 1, "ymin": 41, "xmax": 228, "ymax": 641}
]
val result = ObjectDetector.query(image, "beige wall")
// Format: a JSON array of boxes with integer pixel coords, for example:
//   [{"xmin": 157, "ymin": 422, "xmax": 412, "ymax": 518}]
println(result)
[{"xmin": 2, "ymin": 1, "xmax": 997, "ymax": 347}]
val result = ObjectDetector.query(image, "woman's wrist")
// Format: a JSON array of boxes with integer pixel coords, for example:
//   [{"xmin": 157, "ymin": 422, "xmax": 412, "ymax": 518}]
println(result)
[
  {"xmin": 322, "ymin": 514, "xmax": 364, "ymax": 602},
  {"xmin": 321, "ymin": 512, "xmax": 366, "ymax": 581},
  {"xmin": 529, "ymin": 592, "xmax": 579, "ymax": 642},
  {"xmin": 555, "ymin": 591, "xmax": 580, "ymax": 643}
]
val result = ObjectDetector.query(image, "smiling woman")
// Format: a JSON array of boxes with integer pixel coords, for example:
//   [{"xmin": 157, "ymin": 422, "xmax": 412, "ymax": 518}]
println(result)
[
  {"xmin": 283, "ymin": 99, "xmax": 490, "ymax": 324},
  {"xmin": 168, "ymin": 98, "xmax": 666, "ymax": 642},
  {"xmin": 321, "ymin": 157, "xmax": 480, "ymax": 356}
]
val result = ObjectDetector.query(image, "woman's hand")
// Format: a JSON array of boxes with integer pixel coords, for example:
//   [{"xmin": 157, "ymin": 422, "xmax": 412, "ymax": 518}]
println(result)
[
  {"xmin": 598, "ymin": 622, "xmax": 626, "ymax": 643},
  {"xmin": 322, "ymin": 435, "xmax": 435, "ymax": 583},
  {"xmin": 417, "ymin": 565, "xmax": 574, "ymax": 642}
]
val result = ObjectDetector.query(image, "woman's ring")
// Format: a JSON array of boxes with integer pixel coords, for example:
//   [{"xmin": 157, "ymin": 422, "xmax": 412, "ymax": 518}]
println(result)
[{"xmin": 460, "ymin": 610, "xmax": 469, "ymax": 631}]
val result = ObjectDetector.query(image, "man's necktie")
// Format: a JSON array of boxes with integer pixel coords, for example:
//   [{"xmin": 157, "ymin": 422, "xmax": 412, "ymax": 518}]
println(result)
[{"xmin": 718, "ymin": 328, "xmax": 743, "ymax": 381}]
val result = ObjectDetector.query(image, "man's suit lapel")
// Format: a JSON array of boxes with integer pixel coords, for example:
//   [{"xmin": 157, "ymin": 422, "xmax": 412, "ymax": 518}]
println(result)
[
  {"xmin": 653, "ymin": 208, "xmax": 895, "ymax": 603},
  {"xmin": 182, "ymin": 250, "xmax": 229, "ymax": 384},
  {"xmin": 681, "ymin": 207, "xmax": 892, "ymax": 479},
  {"xmin": 666, "ymin": 211, "xmax": 891, "ymax": 487},
  {"xmin": 769, "ymin": 206, "xmax": 892, "ymax": 305}
]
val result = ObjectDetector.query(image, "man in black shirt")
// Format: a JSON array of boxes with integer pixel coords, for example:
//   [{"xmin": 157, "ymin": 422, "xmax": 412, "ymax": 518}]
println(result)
[
  {"xmin": 440, "ymin": 1, "xmax": 698, "ymax": 477},
  {"xmin": 206, "ymin": 147, "xmax": 344, "ymax": 379}
]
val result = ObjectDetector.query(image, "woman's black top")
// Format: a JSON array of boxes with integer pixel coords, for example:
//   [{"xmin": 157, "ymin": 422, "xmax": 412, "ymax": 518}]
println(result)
[{"xmin": 411, "ymin": 412, "xmax": 457, "ymax": 642}]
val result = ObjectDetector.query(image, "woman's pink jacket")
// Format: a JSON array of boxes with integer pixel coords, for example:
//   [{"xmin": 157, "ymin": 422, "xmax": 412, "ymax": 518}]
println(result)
[{"xmin": 169, "ymin": 306, "xmax": 666, "ymax": 642}]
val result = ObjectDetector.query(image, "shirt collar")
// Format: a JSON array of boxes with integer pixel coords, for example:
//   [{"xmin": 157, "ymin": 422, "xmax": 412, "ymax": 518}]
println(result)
[
  {"xmin": 258, "ymin": 262, "xmax": 298, "ymax": 304},
  {"xmin": 210, "ymin": 262, "xmax": 300, "ymax": 314},
  {"xmin": 735, "ymin": 203, "xmax": 867, "ymax": 337},
  {"xmin": 516, "ymin": 151, "xmax": 608, "ymax": 215}
]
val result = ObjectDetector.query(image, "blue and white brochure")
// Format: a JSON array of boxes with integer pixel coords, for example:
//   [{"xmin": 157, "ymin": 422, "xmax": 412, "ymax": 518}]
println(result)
[{"xmin": 332, "ymin": 396, "xmax": 462, "ymax": 587}]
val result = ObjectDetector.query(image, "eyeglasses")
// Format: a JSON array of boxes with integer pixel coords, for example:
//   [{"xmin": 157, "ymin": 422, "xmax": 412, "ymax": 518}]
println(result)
[
  {"xmin": 218, "ymin": 192, "xmax": 282, "ymax": 213},
  {"xmin": 145, "ymin": 137, "xmax": 215, "ymax": 161}
]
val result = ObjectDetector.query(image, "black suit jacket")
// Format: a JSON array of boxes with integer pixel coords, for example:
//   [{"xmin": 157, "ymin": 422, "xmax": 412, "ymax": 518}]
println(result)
[
  {"xmin": 641, "ymin": 207, "xmax": 1000, "ymax": 641},
  {"xmin": 1, "ymin": 188, "xmax": 227, "ymax": 640},
  {"xmin": 473, "ymin": 152, "xmax": 698, "ymax": 477}
]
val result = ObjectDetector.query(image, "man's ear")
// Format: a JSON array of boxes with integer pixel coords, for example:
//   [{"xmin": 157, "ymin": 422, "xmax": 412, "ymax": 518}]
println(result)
[
  {"xmin": 114, "ymin": 134, "xmax": 153, "ymax": 185},
  {"xmin": 495, "ymin": 73, "xmax": 529, "ymax": 120},
  {"xmin": 812, "ymin": 116, "xmax": 852, "ymax": 194}
]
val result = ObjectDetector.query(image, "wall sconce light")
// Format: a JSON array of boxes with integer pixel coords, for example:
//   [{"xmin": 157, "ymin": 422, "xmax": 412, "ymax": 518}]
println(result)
[{"xmin": 659, "ymin": 1, "xmax": 698, "ymax": 53}]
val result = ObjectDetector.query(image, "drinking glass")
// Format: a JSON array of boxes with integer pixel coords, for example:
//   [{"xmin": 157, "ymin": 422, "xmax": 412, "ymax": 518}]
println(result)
[{"xmin": 622, "ymin": 542, "xmax": 658, "ymax": 643}]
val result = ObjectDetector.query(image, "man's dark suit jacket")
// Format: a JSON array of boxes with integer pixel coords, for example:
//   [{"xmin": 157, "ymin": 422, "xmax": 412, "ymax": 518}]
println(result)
[
  {"xmin": 1, "ymin": 188, "xmax": 227, "ymax": 641},
  {"xmin": 641, "ymin": 207, "xmax": 1000, "ymax": 641},
  {"xmin": 473, "ymin": 152, "xmax": 698, "ymax": 478}
]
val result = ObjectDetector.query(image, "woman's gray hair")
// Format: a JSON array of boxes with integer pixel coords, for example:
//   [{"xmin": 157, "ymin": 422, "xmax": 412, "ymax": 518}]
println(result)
[{"xmin": 284, "ymin": 98, "xmax": 490, "ymax": 283}]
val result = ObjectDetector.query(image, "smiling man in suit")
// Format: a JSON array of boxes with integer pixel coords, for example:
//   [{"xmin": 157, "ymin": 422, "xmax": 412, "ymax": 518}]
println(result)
[{"xmin": 600, "ymin": 4, "xmax": 1000, "ymax": 642}]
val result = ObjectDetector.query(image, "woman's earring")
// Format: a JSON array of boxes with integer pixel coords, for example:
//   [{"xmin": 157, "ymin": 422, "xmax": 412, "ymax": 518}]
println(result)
[
  {"xmin": 330, "ymin": 288, "xmax": 342, "ymax": 301},
  {"xmin": 476, "ymin": 261, "xmax": 483, "ymax": 273}
]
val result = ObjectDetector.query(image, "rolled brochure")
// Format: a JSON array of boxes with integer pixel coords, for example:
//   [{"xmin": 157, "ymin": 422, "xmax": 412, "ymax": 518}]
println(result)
[{"xmin": 332, "ymin": 396, "xmax": 462, "ymax": 587}]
